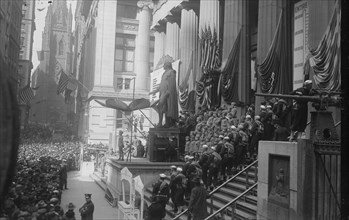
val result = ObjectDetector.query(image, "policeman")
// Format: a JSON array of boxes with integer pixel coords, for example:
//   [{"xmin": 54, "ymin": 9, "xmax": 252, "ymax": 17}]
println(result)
[{"xmin": 79, "ymin": 194, "xmax": 94, "ymax": 220}]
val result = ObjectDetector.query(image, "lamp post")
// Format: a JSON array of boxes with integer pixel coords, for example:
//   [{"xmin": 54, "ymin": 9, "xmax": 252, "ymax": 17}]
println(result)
[{"xmin": 126, "ymin": 77, "xmax": 136, "ymax": 162}]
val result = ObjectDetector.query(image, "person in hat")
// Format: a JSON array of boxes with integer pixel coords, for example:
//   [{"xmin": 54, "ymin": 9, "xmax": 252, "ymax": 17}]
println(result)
[
  {"xmin": 289, "ymin": 80, "xmax": 318, "ymax": 141},
  {"xmin": 171, "ymin": 167, "xmax": 186, "ymax": 214},
  {"xmin": 198, "ymin": 145, "xmax": 211, "ymax": 186},
  {"xmin": 188, "ymin": 177, "xmax": 208, "ymax": 220},
  {"xmin": 118, "ymin": 130, "xmax": 125, "ymax": 161},
  {"xmin": 152, "ymin": 174, "xmax": 170, "ymax": 210},
  {"xmin": 147, "ymin": 196, "xmax": 166, "ymax": 220},
  {"xmin": 79, "ymin": 194, "xmax": 94, "ymax": 220},
  {"xmin": 273, "ymin": 120, "xmax": 290, "ymax": 142},
  {"xmin": 64, "ymin": 202, "xmax": 76, "ymax": 220},
  {"xmin": 169, "ymin": 166, "xmax": 177, "ymax": 212}
]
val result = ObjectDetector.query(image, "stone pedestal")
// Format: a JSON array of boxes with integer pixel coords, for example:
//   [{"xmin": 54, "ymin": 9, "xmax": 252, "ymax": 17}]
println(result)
[{"xmin": 257, "ymin": 140, "xmax": 314, "ymax": 220}]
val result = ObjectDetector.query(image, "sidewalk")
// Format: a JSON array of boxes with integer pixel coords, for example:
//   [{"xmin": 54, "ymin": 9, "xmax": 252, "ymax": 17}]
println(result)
[{"xmin": 60, "ymin": 171, "xmax": 118, "ymax": 220}]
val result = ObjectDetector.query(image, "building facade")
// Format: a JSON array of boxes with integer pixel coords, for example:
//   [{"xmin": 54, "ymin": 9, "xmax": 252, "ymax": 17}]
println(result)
[
  {"xmin": 0, "ymin": 0, "xmax": 23, "ymax": 91},
  {"xmin": 151, "ymin": 0, "xmax": 340, "ymax": 133},
  {"xmin": 73, "ymin": 0, "xmax": 154, "ymax": 148},
  {"xmin": 18, "ymin": 0, "xmax": 36, "ymax": 129},
  {"xmin": 30, "ymin": 0, "xmax": 74, "ymax": 128}
]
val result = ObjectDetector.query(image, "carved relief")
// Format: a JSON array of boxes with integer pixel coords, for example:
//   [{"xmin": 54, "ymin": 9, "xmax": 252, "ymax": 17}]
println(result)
[{"xmin": 268, "ymin": 155, "xmax": 290, "ymax": 208}]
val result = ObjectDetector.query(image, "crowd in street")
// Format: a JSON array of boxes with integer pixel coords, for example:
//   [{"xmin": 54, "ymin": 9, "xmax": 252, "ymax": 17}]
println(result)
[{"xmin": 0, "ymin": 123, "xmax": 83, "ymax": 220}]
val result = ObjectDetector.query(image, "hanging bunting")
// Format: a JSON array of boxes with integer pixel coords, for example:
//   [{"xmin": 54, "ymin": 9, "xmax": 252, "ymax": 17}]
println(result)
[
  {"xmin": 256, "ymin": 10, "xmax": 293, "ymax": 94},
  {"xmin": 221, "ymin": 30, "xmax": 241, "ymax": 103},
  {"xmin": 304, "ymin": 3, "xmax": 340, "ymax": 91}
]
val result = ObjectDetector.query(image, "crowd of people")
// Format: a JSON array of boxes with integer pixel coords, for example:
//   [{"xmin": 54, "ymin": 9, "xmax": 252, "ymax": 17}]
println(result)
[
  {"xmin": 0, "ymin": 123, "xmax": 84, "ymax": 220},
  {"xmin": 148, "ymin": 94, "xmax": 297, "ymax": 219}
]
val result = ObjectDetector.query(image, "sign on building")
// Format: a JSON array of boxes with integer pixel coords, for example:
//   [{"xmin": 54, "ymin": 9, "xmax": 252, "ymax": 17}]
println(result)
[{"xmin": 293, "ymin": 0, "xmax": 309, "ymax": 90}]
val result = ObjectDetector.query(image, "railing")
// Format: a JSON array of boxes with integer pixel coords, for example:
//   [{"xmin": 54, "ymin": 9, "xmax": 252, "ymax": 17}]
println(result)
[
  {"xmin": 205, "ymin": 183, "xmax": 258, "ymax": 220},
  {"xmin": 173, "ymin": 160, "xmax": 258, "ymax": 220}
]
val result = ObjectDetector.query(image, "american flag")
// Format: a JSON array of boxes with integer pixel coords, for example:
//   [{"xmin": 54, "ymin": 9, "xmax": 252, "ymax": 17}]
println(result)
[
  {"xmin": 19, "ymin": 84, "xmax": 34, "ymax": 103},
  {"xmin": 57, "ymin": 71, "xmax": 69, "ymax": 95}
]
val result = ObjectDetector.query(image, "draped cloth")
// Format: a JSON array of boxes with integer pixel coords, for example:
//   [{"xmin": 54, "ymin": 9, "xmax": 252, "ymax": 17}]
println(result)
[
  {"xmin": 220, "ymin": 30, "xmax": 241, "ymax": 103},
  {"xmin": 304, "ymin": 3, "xmax": 341, "ymax": 91},
  {"xmin": 196, "ymin": 72, "xmax": 221, "ymax": 110},
  {"xmin": 256, "ymin": 10, "xmax": 292, "ymax": 94}
]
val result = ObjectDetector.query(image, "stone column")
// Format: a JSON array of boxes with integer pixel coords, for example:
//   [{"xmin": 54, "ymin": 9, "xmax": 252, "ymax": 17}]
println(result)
[
  {"xmin": 164, "ymin": 22, "xmax": 180, "ymax": 60},
  {"xmin": 223, "ymin": 0, "xmax": 250, "ymax": 104},
  {"xmin": 153, "ymin": 31, "xmax": 165, "ymax": 69},
  {"xmin": 198, "ymin": 0, "xmax": 220, "ymax": 37},
  {"xmin": 134, "ymin": 0, "xmax": 152, "ymax": 91},
  {"xmin": 179, "ymin": 8, "xmax": 198, "ymax": 88},
  {"xmin": 93, "ymin": 0, "xmax": 117, "ymax": 91}
]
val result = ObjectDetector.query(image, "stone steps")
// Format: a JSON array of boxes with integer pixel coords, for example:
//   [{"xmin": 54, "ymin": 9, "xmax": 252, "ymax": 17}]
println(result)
[{"xmin": 143, "ymin": 164, "xmax": 258, "ymax": 219}]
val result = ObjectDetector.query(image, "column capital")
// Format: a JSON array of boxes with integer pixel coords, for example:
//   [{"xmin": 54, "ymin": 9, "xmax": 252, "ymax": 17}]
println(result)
[{"xmin": 137, "ymin": 0, "xmax": 154, "ymax": 10}]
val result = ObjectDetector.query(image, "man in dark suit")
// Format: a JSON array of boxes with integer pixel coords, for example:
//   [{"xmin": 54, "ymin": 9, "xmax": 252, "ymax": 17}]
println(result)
[
  {"xmin": 79, "ymin": 194, "xmax": 94, "ymax": 220},
  {"xmin": 188, "ymin": 177, "xmax": 208, "ymax": 220}
]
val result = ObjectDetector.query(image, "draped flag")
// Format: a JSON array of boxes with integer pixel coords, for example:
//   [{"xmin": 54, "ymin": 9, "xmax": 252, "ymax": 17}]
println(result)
[
  {"xmin": 19, "ymin": 84, "xmax": 37, "ymax": 103},
  {"xmin": 304, "ymin": 3, "xmax": 340, "ymax": 91},
  {"xmin": 57, "ymin": 71, "xmax": 69, "ymax": 95},
  {"xmin": 221, "ymin": 30, "xmax": 241, "ymax": 103},
  {"xmin": 179, "ymin": 52, "xmax": 195, "ymax": 112},
  {"xmin": 199, "ymin": 26, "xmax": 221, "ymax": 75},
  {"xmin": 256, "ymin": 10, "xmax": 293, "ymax": 94},
  {"xmin": 54, "ymin": 61, "xmax": 63, "ymax": 84},
  {"xmin": 197, "ymin": 26, "xmax": 222, "ymax": 109}
]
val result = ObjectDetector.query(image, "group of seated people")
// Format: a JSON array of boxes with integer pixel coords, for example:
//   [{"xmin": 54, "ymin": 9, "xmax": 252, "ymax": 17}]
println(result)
[{"xmin": 0, "ymin": 138, "xmax": 81, "ymax": 220}]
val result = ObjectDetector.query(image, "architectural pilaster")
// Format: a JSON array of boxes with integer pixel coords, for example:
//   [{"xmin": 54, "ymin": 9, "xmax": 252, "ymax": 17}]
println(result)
[
  {"xmin": 153, "ymin": 31, "xmax": 166, "ymax": 69},
  {"xmin": 164, "ymin": 22, "xmax": 180, "ymax": 60},
  {"xmin": 134, "ymin": 0, "xmax": 152, "ymax": 91},
  {"xmin": 93, "ymin": 0, "xmax": 117, "ymax": 91},
  {"xmin": 179, "ymin": 8, "xmax": 198, "ymax": 88},
  {"xmin": 223, "ymin": 0, "xmax": 250, "ymax": 104}
]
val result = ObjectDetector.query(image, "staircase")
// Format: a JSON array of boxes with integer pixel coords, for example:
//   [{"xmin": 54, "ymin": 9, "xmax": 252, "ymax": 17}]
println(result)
[{"xmin": 144, "ymin": 161, "xmax": 258, "ymax": 220}]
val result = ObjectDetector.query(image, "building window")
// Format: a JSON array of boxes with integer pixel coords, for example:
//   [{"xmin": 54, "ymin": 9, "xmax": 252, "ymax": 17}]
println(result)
[
  {"xmin": 116, "ymin": 110, "xmax": 123, "ymax": 128},
  {"xmin": 115, "ymin": 35, "xmax": 135, "ymax": 72},
  {"xmin": 125, "ymin": 78, "xmax": 131, "ymax": 90},
  {"xmin": 117, "ymin": 1, "xmax": 137, "ymax": 19},
  {"xmin": 117, "ymin": 78, "xmax": 123, "ymax": 89},
  {"xmin": 20, "ymin": 37, "xmax": 24, "ymax": 46},
  {"xmin": 58, "ymin": 39, "xmax": 64, "ymax": 55}
]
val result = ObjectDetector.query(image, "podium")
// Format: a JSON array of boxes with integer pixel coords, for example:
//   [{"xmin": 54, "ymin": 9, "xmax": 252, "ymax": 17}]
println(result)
[{"xmin": 148, "ymin": 128, "xmax": 180, "ymax": 162}]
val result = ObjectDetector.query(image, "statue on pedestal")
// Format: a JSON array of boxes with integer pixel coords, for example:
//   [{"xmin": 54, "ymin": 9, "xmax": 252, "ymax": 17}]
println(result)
[{"xmin": 150, "ymin": 61, "xmax": 178, "ymax": 128}]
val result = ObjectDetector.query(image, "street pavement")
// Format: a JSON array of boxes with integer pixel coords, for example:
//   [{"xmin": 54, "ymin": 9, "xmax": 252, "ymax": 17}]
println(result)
[{"xmin": 61, "ymin": 171, "xmax": 118, "ymax": 220}]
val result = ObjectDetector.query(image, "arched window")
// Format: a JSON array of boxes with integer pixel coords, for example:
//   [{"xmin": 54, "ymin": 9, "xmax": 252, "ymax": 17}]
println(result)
[{"xmin": 58, "ymin": 39, "xmax": 64, "ymax": 55}]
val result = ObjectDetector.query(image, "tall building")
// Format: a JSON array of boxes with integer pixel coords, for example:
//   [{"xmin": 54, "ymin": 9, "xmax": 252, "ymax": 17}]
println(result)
[
  {"xmin": 18, "ymin": 0, "xmax": 36, "ymax": 129},
  {"xmin": 73, "ymin": 0, "xmax": 154, "ymax": 147},
  {"xmin": 30, "ymin": 0, "xmax": 74, "ymax": 127},
  {"xmin": 0, "ymin": 0, "xmax": 23, "ymax": 89}
]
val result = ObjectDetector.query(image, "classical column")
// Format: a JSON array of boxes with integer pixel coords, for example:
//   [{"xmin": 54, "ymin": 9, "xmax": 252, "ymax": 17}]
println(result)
[
  {"xmin": 134, "ymin": 0, "xmax": 152, "ymax": 91},
  {"xmin": 153, "ymin": 30, "xmax": 165, "ymax": 69},
  {"xmin": 179, "ymin": 8, "xmax": 198, "ymax": 88},
  {"xmin": 199, "ymin": 0, "xmax": 220, "ymax": 36},
  {"xmin": 93, "ymin": 0, "xmax": 117, "ymax": 91},
  {"xmin": 223, "ymin": 0, "xmax": 250, "ymax": 104},
  {"xmin": 164, "ymin": 22, "xmax": 180, "ymax": 60}
]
